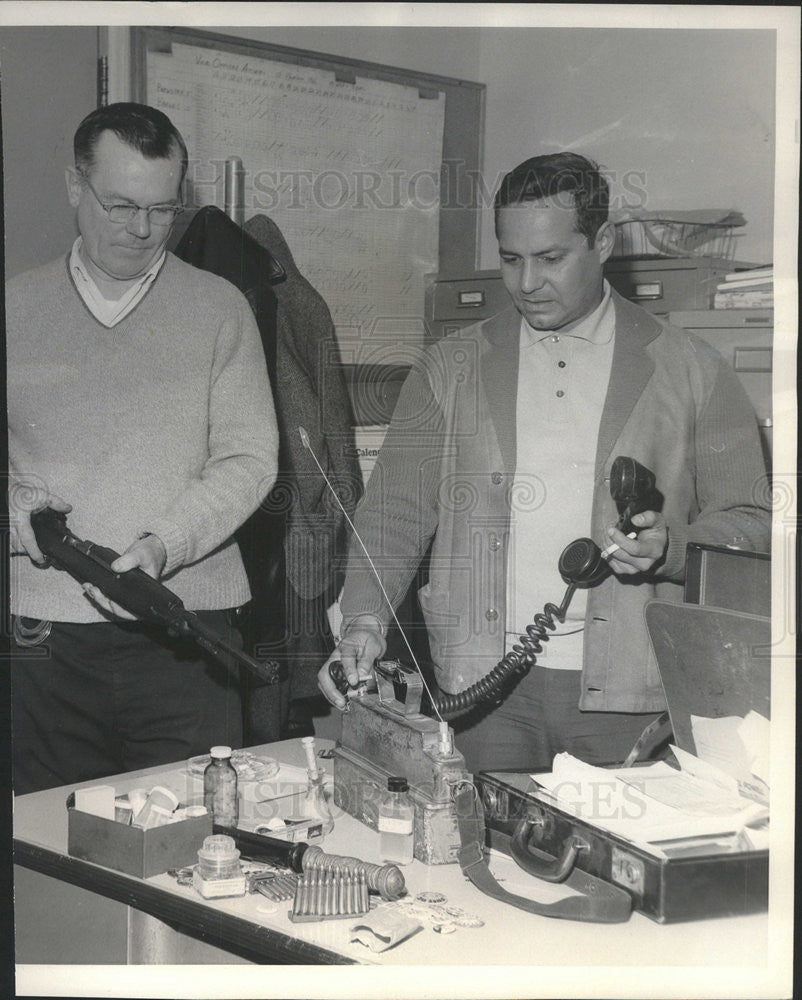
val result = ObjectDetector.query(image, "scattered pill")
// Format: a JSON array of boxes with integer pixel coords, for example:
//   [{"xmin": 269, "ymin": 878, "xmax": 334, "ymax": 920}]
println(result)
[{"xmin": 415, "ymin": 891, "xmax": 447, "ymax": 904}]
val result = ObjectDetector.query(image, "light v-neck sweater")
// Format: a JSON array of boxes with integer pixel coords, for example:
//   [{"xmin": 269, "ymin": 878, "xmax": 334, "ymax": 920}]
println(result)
[{"xmin": 7, "ymin": 252, "xmax": 278, "ymax": 622}]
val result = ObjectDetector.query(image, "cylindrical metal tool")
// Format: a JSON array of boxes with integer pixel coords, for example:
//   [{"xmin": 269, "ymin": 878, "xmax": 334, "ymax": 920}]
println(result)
[
  {"xmin": 216, "ymin": 827, "xmax": 406, "ymax": 900},
  {"xmin": 214, "ymin": 825, "xmax": 309, "ymax": 872}
]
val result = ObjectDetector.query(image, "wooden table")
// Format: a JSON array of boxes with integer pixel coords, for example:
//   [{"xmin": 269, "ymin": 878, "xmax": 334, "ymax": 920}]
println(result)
[{"xmin": 13, "ymin": 739, "xmax": 782, "ymax": 996}]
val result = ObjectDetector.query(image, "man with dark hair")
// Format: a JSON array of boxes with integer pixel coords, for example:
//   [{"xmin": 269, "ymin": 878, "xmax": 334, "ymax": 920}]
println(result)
[
  {"xmin": 494, "ymin": 151, "xmax": 610, "ymax": 244},
  {"xmin": 317, "ymin": 151, "xmax": 770, "ymax": 773},
  {"xmin": 7, "ymin": 103, "xmax": 278, "ymax": 793},
  {"xmin": 73, "ymin": 101, "xmax": 189, "ymax": 178}
]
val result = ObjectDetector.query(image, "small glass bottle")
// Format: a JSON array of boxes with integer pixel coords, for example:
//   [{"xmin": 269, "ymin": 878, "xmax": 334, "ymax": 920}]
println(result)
[
  {"xmin": 300, "ymin": 736, "xmax": 335, "ymax": 835},
  {"xmin": 203, "ymin": 745, "xmax": 239, "ymax": 829},
  {"xmin": 378, "ymin": 776, "xmax": 415, "ymax": 865}
]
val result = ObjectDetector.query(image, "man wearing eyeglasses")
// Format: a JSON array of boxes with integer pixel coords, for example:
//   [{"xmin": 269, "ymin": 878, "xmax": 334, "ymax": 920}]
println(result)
[{"xmin": 7, "ymin": 103, "xmax": 279, "ymax": 794}]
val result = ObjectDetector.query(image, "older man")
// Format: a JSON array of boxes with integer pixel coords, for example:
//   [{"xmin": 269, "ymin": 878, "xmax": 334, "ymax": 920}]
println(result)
[
  {"xmin": 318, "ymin": 151, "xmax": 770, "ymax": 773},
  {"xmin": 7, "ymin": 103, "xmax": 278, "ymax": 793}
]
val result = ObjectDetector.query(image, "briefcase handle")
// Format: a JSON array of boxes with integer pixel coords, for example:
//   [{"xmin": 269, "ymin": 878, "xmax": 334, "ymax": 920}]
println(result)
[
  {"xmin": 455, "ymin": 786, "xmax": 632, "ymax": 923},
  {"xmin": 510, "ymin": 816, "xmax": 588, "ymax": 883}
]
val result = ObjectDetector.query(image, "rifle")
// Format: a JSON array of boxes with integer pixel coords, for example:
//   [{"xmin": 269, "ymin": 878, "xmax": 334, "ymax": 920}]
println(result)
[{"xmin": 29, "ymin": 507, "xmax": 279, "ymax": 684}]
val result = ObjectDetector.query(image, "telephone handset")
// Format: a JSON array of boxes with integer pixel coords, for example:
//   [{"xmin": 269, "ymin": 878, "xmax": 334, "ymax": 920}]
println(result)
[
  {"xmin": 557, "ymin": 454, "xmax": 664, "ymax": 592},
  {"xmin": 331, "ymin": 456, "xmax": 662, "ymax": 719}
]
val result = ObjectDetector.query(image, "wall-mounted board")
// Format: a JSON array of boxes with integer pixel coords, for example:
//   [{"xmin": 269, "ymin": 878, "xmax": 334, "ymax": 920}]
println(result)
[{"xmin": 132, "ymin": 27, "xmax": 484, "ymax": 356}]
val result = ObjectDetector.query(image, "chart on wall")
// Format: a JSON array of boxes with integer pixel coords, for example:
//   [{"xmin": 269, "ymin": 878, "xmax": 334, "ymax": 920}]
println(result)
[{"xmin": 146, "ymin": 41, "xmax": 446, "ymax": 352}]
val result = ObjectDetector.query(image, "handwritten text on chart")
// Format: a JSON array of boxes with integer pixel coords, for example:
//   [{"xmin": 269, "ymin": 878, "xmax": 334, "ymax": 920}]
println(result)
[{"xmin": 148, "ymin": 44, "xmax": 445, "ymax": 347}]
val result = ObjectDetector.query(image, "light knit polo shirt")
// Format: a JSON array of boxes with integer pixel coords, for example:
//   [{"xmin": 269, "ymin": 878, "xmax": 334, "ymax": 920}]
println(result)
[
  {"xmin": 505, "ymin": 280, "xmax": 615, "ymax": 669},
  {"xmin": 69, "ymin": 237, "xmax": 166, "ymax": 327}
]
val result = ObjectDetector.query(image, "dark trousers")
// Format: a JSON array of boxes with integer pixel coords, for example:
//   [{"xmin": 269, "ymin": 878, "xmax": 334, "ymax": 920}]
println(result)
[
  {"xmin": 453, "ymin": 664, "xmax": 663, "ymax": 774},
  {"xmin": 11, "ymin": 613, "xmax": 244, "ymax": 795}
]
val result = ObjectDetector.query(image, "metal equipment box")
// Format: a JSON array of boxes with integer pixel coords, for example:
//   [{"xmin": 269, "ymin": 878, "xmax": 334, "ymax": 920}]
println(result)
[
  {"xmin": 332, "ymin": 742, "xmax": 463, "ymax": 866},
  {"xmin": 331, "ymin": 674, "xmax": 471, "ymax": 865}
]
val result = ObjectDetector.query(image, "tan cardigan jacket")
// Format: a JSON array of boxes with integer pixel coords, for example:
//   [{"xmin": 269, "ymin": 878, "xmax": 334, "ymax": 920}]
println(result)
[{"xmin": 340, "ymin": 291, "xmax": 770, "ymax": 711}]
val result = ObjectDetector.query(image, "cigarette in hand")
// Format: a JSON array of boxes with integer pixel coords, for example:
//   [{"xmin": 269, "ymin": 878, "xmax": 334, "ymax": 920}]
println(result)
[{"xmin": 601, "ymin": 531, "xmax": 637, "ymax": 561}]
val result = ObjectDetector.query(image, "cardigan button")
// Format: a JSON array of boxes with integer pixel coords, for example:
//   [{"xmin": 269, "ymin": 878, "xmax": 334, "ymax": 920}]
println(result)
[
  {"xmin": 488, "ymin": 534, "xmax": 501, "ymax": 551},
  {"xmin": 485, "ymin": 608, "xmax": 499, "ymax": 621},
  {"xmin": 491, "ymin": 472, "xmax": 503, "ymax": 485}
]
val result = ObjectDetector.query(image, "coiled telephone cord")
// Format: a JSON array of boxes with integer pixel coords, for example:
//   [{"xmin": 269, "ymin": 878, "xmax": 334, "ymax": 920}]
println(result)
[
  {"xmin": 431, "ymin": 536, "xmax": 608, "ymax": 719},
  {"xmin": 432, "ymin": 595, "xmax": 573, "ymax": 719}
]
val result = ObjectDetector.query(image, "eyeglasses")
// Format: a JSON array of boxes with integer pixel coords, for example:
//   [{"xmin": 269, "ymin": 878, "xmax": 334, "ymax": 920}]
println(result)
[{"xmin": 79, "ymin": 172, "xmax": 184, "ymax": 227}]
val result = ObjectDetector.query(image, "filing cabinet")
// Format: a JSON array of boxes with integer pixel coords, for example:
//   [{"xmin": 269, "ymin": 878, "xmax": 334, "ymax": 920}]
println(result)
[
  {"xmin": 425, "ymin": 259, "xmax": 758, "ymax": 336},
  {"xmin": 604, "ymin": 257, "xmax": 747, "ymax": 315},
  {"xmin": 424, "ymin": 268, "xmax": 510, "ymax": 341}
]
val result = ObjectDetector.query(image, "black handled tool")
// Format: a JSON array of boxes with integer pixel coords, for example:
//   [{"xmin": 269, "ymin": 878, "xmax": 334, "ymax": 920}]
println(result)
[
  {"xmin": 30, "ymin": 507, "xmax": 279, "ymax": 684},
  {"xmin": 329, "ymin": 659, "xmax": 350, "ymax": 696}
]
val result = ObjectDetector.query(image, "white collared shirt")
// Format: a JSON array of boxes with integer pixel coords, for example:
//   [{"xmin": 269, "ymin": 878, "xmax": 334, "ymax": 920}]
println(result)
[
  {"xmin": 69, "ymin": 237, "xmax": 165, "ymax": 328},
  {"xmin": 505, "ymin": 281, "xmax": 616, "ymax": 669}
]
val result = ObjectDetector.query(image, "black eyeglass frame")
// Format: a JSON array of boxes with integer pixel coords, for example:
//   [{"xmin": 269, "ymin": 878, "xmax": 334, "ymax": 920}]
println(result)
[{"xmin": 78, "ymin": 171, "xmax": 184, "ymax": 227}]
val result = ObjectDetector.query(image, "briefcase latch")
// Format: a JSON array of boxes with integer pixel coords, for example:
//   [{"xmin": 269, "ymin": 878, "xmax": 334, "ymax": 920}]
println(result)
[{"xmin": 611, "ymin": 847, "xmax": 645, "ymax": 897}]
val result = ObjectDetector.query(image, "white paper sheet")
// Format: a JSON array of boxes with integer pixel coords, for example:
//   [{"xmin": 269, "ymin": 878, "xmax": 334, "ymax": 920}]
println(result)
[{"xmin": 532, "ymin": 752, "xmax": 768, "ymax": 853}]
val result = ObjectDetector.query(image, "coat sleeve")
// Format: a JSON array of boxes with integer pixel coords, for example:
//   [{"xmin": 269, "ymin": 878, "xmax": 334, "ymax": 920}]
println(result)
[
  {"xmin": 660, "ymin": 357, "xmax": 771, "ymax": 578},
  {"xmin": 276, "ymin": 274, "xmax": 363, "ymax": 601}
]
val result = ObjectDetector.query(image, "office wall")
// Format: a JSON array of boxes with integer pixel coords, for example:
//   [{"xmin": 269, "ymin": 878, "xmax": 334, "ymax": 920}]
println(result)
[
  {"xmin": 477, "ymin": 28, "xmax": 776, "ymax": 268},
  {"xmin": 162, "ymin": 25, "xmax": 779, "ymax": 270},
  {"xmin": 0, "ymin": 25, "xmax": 481, "ymax": 278},
  {"xmin": 1, "ymin": 26, "xmax": 776, "ymax": 276},
  {"xmin": 0, "ymin": 27, "xmax": 98, "ymax": 277}
]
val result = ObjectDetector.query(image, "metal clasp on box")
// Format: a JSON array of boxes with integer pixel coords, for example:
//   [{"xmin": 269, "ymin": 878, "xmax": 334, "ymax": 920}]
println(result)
[{"xmin": 611, "ymin": 847, "xmax": 645, "ymax": 896}]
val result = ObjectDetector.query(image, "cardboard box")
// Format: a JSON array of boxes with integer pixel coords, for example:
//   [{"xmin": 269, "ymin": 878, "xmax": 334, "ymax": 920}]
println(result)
[{"xmin": 67, "ymin": 806, "xmax": 212, "ymax": 879}]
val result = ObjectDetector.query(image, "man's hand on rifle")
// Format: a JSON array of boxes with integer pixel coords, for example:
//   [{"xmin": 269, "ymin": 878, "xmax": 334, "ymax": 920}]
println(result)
[
  {"xmin": 8, "ymin": 476, "xmax": 72, "ymax": 565},
  {"xmin": 82, "ymin": 534, "xmax": 167, "ymax": 620}
]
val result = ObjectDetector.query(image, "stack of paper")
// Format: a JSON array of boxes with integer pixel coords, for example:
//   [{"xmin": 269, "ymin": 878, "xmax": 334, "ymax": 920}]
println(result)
[
  {"xmin": 532, "ymin": 712, "xmax": 770, "ymax": 857},
  {"xmin": 714, "ymin": 266, "xmax": 773, "ymax": 309}
]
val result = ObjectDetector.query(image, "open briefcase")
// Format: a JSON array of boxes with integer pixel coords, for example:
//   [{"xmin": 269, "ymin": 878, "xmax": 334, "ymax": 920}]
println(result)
[{"xmin": 474, "ymin": 599, "xmax": 770, "ymax": 923}]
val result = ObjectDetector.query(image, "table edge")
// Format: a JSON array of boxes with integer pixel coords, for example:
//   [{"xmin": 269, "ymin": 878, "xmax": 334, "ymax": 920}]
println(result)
[{"xmin": 13, "ymin": 838, "xmax": 358, "ymax": 966}]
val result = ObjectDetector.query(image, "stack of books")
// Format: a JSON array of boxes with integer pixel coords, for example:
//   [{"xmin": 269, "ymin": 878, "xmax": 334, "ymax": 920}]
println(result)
[{"xmin": 713, "ymin": 266, "xmax": 773, "ymax": 309}]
